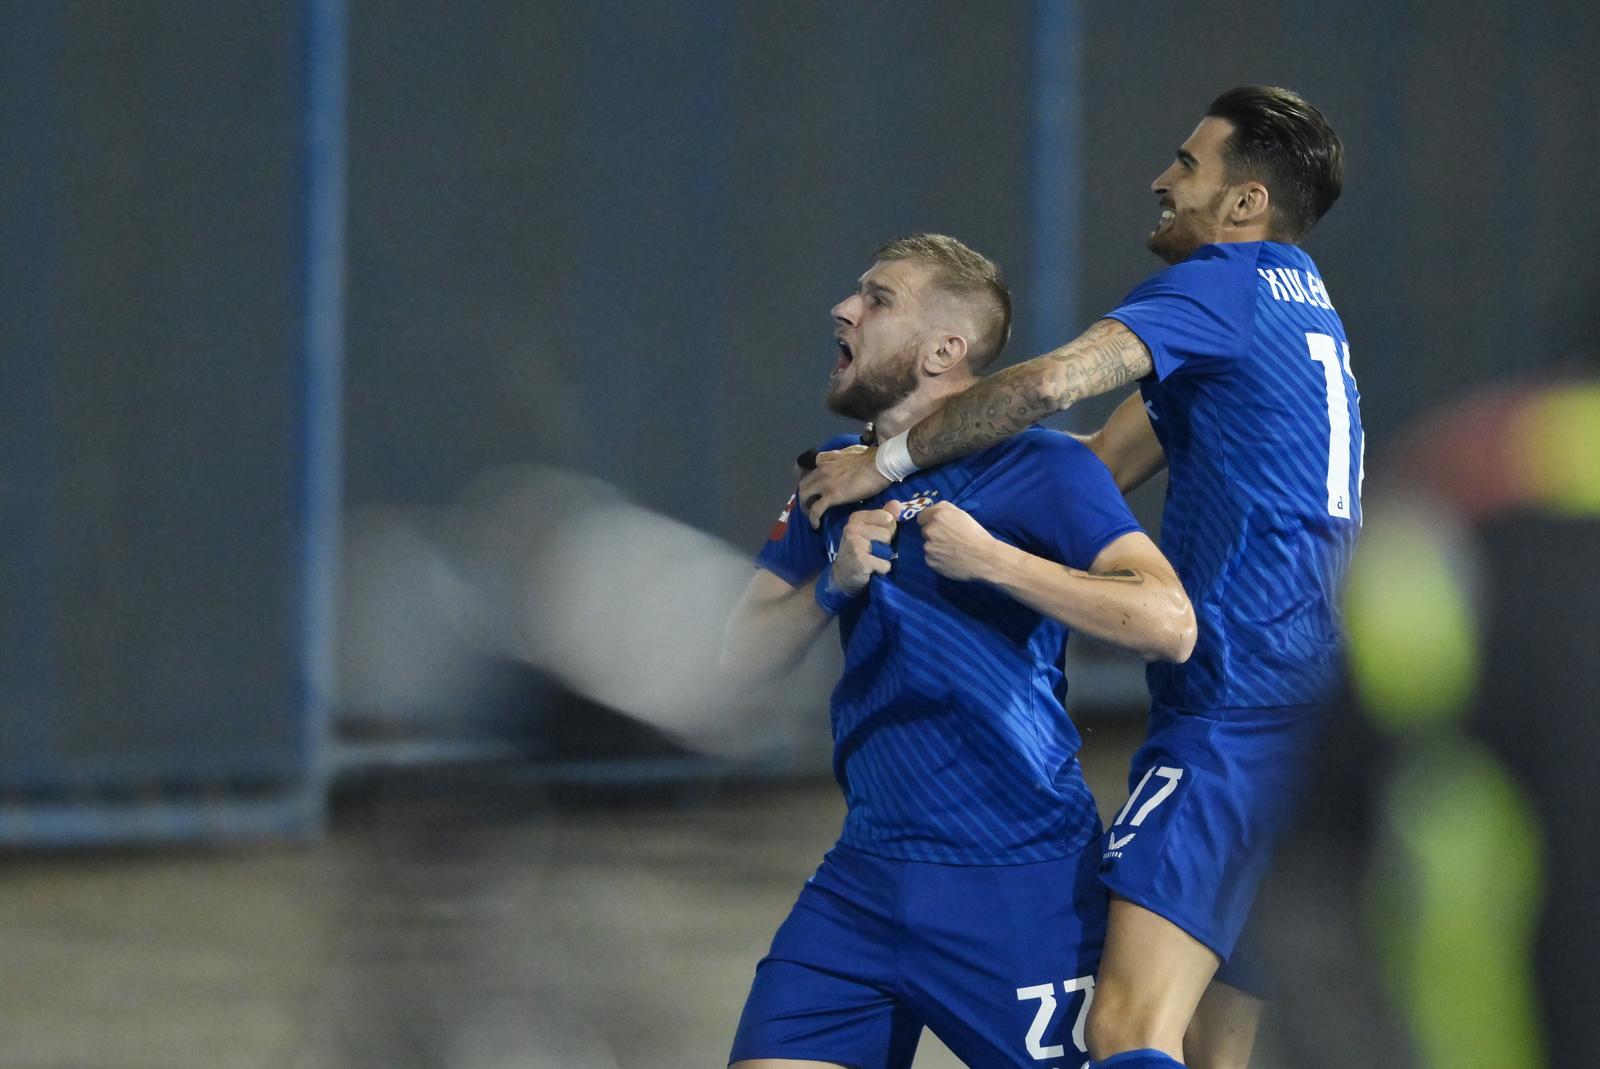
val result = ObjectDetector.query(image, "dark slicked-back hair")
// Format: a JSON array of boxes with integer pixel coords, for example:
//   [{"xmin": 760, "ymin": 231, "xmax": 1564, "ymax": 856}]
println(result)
[
  {"xmin": 1206, "ymin": 85, "xmax": 1344, "ymax": 241},
  {"xmin": 873, "ymin": 233, "xmax": 1012, "ymax": 371}
]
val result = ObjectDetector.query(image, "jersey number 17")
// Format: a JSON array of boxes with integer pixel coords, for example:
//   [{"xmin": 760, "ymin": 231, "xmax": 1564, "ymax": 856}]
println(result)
[{"xmin": 1306, "ymin": 332, "xmax": 1364, "ymax": 520}]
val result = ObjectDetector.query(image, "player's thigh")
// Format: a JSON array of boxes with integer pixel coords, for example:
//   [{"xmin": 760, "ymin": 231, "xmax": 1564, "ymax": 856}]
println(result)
[
  {"xmin": 901, "ymin": 844, "xmax": 1107, "ymax": 1069},
  {"xmin": 1182, "ymin": 979, "xmax": 1263, "ymax": 1069},
  {"xmin": 1091, "ymin": 895, "xmax": 1220, "ymax": 1044}
]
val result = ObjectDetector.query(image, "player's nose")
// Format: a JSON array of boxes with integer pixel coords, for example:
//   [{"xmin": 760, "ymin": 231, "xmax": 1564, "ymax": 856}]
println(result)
[{"xmin": 831, "ymin": 293, "xmax": 861, "ymax": 325}]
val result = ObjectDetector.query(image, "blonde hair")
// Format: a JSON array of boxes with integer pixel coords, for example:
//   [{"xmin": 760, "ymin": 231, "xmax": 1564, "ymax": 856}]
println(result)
[{"xmin": 873, "ymin": 233, "xmax": 1012, "ymax": 370}]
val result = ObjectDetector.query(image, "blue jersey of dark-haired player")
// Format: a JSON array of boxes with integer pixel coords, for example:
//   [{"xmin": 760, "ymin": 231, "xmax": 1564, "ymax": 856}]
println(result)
[
  {"xmin": 1106, "ymin": 240, "xmax": 1363, "ymax": 715},
  {"xmin": 757, "ymin": 427, "xmax": 1142, "ymax": 865},
  {"xmin": 1091, "ymin": 240, "xmax": 1364, "ymax": 977}
]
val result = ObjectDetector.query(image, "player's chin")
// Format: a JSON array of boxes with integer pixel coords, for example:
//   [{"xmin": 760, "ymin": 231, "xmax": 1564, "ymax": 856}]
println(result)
[
  {"xmin": 1146, "ymin": 233, "xmax": 1188, "ymax": 265},
  {"xmin": 827, "ymin": 362, "xmax": 855, "ymax": 394},
  {"xmin": 826, "ymin": 384, "xmax": 874, "ymax": 425}
]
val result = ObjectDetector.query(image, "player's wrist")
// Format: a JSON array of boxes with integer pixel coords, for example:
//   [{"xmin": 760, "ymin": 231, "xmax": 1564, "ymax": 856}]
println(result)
[
  {"xmin": 873, "ymin": 431, "xmax": 918, "ymax": 483},
  {"xmin": 813, "ymin": 563, "xmax": 861, "ymax": 614},
  {"xmin": 980, "ymin": 539, "xmax": 1013, "ymax": 583},
  {"xmin": 979, "ymin": 540, "xmax": 1027, "ymax": 587}
]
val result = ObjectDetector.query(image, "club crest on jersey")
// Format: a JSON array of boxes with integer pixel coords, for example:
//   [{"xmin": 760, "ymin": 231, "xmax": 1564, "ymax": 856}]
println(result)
[
  {"xmin": 768, "ymin": 493, "xmax": 796, "ymax": 541},
  {"xmin": 896, "ymin": 491, "xmax": 939, "ymax": 522}
]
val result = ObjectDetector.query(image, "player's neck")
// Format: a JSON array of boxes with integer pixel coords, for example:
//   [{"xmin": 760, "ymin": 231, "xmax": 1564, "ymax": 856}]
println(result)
[
  {"xmin": 1214, "ymin": 220, "xmax": 1275, "ymax": 245},
  {"xmin": 873, "ymin": 377, "xmax": 976, "ymax": 440}
]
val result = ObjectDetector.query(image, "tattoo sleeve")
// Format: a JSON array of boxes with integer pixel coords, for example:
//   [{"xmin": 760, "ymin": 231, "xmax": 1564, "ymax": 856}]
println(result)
[{"xmin": 906, "ymin": 318, "xmax": 1154, "ymax": 467}]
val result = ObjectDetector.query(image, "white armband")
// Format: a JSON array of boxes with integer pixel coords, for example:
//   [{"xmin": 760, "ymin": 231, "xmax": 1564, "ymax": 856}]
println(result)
[{"xmin": 873, "ymin": 430, "xmax": 918, "ymax": 484}]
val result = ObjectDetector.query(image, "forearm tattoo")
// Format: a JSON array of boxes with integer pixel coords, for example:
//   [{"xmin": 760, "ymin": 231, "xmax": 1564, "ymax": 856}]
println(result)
[
  {"xmin": 907, "ymin": 319, "xmax": 1153, "ymax": 467},
  {"xmin": 1076, "ymin": 568, "xmax": 1143, "ymax": 583}
]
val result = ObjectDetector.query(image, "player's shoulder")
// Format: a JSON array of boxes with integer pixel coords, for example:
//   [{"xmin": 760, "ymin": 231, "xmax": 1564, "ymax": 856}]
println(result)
[
  {"xmin": 1120, "ymin": 242, "xmax": 1263, "ymax": 307},
  {"xmin": 816, "ymin": 432, "xmax": 865, "ymax": 453},
  {"xmin": 1254, "ymin": 240, "xmax": 1318, "ymax": 268},
  {"xmin": 1171, "ymin": 241, "xmax": 1270, "ymax": 279},
  {"xmin": 1225, "ymin": 240, "xmax": 1336, "ymax": 290},
  {"xmin": 991, "ymin": 427, "xmax": 1111, "ymax": 482},
  {"xmin": 999, "ymin": 425, "xmax": 1095, "ymax": 458}
]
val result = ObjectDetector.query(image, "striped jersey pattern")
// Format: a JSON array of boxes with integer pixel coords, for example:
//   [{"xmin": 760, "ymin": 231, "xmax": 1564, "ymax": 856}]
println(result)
[
  {"xmin": 1107, "ymin": 241, "xmax": 1364, "ymax": 712},
  {"xmin": 757, "ymin": 429, "xmax": 1141, "ymax": 864}
]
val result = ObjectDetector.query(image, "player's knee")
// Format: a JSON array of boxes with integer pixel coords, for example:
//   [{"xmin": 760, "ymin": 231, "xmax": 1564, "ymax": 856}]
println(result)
[
  {"xmin": 1085, "ymin": 976, "xmax": 1186, "ymax": 1061},
  {"xmin": 1086, "ymin": 978, "xmax": 1145, "ymax": 1059}
]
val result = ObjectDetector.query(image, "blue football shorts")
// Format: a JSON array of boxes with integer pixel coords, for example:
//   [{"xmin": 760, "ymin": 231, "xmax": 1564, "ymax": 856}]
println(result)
[
  {"xmin": 1097, "ymin": 703, "xmax": 1327, "ymax": 996},
  {"xmin": 730, "ymin": 841, "xmax": 1108, "ymax": 1069}
]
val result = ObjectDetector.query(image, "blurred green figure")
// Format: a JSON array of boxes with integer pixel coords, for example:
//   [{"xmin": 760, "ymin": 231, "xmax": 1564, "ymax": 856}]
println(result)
[{"xmin": 1344, "ymin": 381, "xmax": 1600, "ymax": 1069}]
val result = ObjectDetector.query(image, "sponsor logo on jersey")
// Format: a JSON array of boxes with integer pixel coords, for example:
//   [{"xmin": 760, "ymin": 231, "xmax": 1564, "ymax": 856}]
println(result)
[
  {"xmin": 768, "ymin": 493, "xmax": 796, "ymax": 541},
  {"xmin": 1105, "ymin": 831, "xmax": 1137, "ymax": 854}
]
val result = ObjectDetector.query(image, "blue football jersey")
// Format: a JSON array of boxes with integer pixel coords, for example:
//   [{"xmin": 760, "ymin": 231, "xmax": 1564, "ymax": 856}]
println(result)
[
  {"xmin": 1106, "ymin": 241, "xmax": 1364, "ymax": 712},
  {"xmin": 758, "ymin": 428, "xmax": 1142, "ymax": 864}
]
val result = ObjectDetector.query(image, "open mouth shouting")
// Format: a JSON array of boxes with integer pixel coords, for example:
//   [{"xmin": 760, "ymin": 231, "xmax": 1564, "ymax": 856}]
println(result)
[{"xmin": 831, "ymin": 335, "xmax": 855, "ymax": 381}]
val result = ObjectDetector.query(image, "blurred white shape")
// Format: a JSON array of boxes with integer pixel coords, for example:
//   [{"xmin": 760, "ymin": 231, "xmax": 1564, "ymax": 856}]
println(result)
[
  {"xmin": 464, "ymin": 465, "xmax": 838, "ymax": 762},
  {"xmin": 338, "ymin": 465, "xmax": 837, "ymax": 765},
  {"xmin": 531, "ymin": 491, "xmax": 752, "ymax": 714},
  {"xmin": 338, "ymin": 507, "xmax": 492, "ymax": 725}
]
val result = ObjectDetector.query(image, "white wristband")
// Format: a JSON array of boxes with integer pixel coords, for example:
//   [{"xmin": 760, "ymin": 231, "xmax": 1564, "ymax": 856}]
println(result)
[{"xmin": 873, "ymin": 431, "xmax": 918, "ymax": 483}]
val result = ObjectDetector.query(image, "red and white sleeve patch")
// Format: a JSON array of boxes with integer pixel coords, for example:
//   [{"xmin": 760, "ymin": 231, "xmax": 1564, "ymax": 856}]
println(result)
[{"xmin": 768, "ymin": 493, "xmax": 797, "ymax": 541}]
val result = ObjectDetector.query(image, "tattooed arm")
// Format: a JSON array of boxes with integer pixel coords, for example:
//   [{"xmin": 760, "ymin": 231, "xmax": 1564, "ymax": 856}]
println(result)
[
  {"xmin": 908, "ymin": 318, "xmax": 1153, "ymax": 467},
  {"xmin": 798, "ymin": 319, "xmax": 1153, "ymax": 525}
]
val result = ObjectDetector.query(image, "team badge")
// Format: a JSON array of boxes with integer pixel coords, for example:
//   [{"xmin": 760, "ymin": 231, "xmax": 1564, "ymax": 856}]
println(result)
[{"xmin": 895, "ymin": 491, "xmax": 939, "ymax": 522}]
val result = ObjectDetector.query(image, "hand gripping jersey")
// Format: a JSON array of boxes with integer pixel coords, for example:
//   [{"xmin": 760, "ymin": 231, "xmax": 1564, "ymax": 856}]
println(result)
[
  {"xmin": 758, "ymin": 428, "xmax": 1141, "ymax": 865},
  {"xmin": 1106, "ymin": 241, "xmax": 1364, "ymax": 713}
]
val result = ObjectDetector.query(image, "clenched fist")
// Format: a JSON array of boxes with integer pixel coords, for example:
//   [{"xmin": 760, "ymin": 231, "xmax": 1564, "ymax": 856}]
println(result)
[
  {"xmin": 917, "ymin": 502, "xmax": 1002, "ymax": 583},
  {"xmin": 830, "ymin": 501, "xmax": 902, "ymax": 595}
]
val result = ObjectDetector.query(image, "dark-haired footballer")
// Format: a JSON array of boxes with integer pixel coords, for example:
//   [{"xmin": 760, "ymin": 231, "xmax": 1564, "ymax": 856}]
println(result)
[
  {"xmin": 799, "ymin": 88, "xmax": 1363, "ymax": 1069},
  {"xmin": 723, "ymin": 234, "xmax": 1196, "ymax": 1069}
]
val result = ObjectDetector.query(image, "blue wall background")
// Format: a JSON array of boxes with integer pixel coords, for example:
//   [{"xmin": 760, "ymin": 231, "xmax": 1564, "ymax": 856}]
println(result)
[{"xmin": 4, "ymin": 1, "xmax": 1597, "ymax": 839}]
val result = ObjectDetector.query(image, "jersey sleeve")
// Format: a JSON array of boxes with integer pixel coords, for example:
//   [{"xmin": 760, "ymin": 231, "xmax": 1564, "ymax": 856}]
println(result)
[
  {"xmin": 753, "ymin": 433, "xmax": 863, "ymax": 585},
  {"xmin": 754, "ymin": 489, "xmax": 828, "ymax": 587},
  {"xmin": 1103, "ymin": 247, "xmax": 1256, "ymax": 382},
  {"xmin": 1018, "ymin": 439, "xmax": 1145, "ymax": 572}
]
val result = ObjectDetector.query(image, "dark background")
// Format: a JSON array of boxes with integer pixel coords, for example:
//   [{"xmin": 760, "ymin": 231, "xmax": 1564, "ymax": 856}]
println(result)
[{"xmin": 3, "ymin": 0, "xmax": 1597, "ymax": 826}]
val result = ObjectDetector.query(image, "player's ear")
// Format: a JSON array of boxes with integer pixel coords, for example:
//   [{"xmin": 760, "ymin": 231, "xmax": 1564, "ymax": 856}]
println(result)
[
  {"xmin": 1230, "ymin": 181, "xmax": 1271, "ymax": 228},
  {"xmin": 925, "ymin": 332, "xmax": 968, "ymax": 376}
]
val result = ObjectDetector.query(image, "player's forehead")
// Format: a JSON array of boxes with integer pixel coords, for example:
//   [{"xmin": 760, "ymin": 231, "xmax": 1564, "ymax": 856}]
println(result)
[
  {"xmin": 1178, "ymin": 116, "xmax": 1236, "ymax": 169},
  {"xmin": 857, "ymin": 257, "xmax": 937, "ymax": 302}
]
